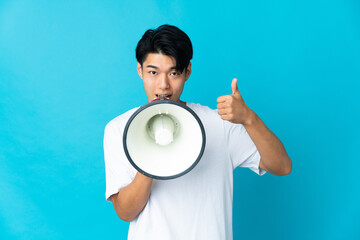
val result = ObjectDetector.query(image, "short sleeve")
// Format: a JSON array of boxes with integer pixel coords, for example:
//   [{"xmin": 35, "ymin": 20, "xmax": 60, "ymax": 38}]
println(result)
[
  {"xmin": 224, "ymin": 121, "xmax": 266, "ymax": 176},
  {"xmin": 104, "ymin": 121, "xmax": 136, "ymax": 202}
]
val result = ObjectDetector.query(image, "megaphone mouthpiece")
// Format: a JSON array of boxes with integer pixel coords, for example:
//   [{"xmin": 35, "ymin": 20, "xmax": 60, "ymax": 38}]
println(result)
[{"xmin": 153, "ymin": 94, "xmax": 170, "ymax": 101}]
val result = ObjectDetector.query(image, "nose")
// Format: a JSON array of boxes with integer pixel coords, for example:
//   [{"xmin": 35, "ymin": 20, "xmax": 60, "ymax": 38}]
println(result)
[{"xmin": 159, "ymin": 74, "xmax": 170, "ymax": 90}]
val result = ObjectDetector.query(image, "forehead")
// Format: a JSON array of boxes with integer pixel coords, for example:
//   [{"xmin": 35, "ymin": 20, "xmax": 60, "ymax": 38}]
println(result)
[{"xmin": 143, "ymin": 53, "xmax": 176, "ymax": 69}]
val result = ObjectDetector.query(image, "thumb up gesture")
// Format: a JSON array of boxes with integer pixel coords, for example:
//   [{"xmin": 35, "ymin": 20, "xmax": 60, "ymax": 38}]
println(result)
[{"xmin": 217, "ymin": 78, "xmax": 254, "ymax": 125}]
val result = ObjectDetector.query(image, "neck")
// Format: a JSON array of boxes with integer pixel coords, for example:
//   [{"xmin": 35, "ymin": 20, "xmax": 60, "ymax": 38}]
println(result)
[{"xmin": 179, "ymin": 100, "xmax": 186, "ymax": 105}]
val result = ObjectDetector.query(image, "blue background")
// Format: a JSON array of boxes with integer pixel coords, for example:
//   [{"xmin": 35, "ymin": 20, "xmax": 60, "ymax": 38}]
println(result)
[{"xmin": 0, "ymin": 0, "xmax": 359, "ymax": 239}]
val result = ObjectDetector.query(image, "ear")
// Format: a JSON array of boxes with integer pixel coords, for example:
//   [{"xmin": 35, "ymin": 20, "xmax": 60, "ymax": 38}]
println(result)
[
  {"xmin": 137, "ymin": 62, "xmax": 143, "ymax": 79},
  {"xmin": 185, "ymin": 62, "xmax": 192, "ymax": 81}
]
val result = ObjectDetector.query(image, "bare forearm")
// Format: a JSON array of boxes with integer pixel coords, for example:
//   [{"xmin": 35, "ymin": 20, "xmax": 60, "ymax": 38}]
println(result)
[
  {"xmin": 216, "ymin": 78, "xmax": 292, "ymax": 175},
  {"xmin": 111, "ymin": 172, "xmax": 153, "ymax": 222},
  {"xmin": 244, "ymin": 110, "xmax": 292, "ymax": 176}
]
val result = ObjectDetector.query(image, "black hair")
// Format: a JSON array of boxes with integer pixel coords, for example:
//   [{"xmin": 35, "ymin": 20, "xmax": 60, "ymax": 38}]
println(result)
[{"xmin": 136, "ymin": 24, "xmax": 193, "ymax": 73}]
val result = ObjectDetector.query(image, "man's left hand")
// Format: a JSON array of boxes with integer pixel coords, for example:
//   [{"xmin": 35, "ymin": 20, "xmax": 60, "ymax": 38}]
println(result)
[{"xmin": 217, "ymin": 78, "xmax": 254, "ymax": 125}]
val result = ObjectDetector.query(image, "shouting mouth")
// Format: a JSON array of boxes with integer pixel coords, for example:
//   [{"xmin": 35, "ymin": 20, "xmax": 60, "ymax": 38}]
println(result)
[{"xmin": 155, "ymin": 94, "xmax": 172, "ymax": 100}]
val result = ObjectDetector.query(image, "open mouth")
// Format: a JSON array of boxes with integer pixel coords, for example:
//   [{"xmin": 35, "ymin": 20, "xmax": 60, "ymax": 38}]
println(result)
[{"xmin": 156, "ymin": 94, "xmax": 172, "ymax": 99}]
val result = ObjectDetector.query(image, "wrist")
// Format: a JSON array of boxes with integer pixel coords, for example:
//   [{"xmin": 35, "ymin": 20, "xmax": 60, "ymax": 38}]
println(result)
[
  {"xmin": 243, "ymin": 109, "xmax": 258, "ymax": 127},
  {"xmin": 135, "ymin": 172, "xmax": 153, "ymax": 185}
]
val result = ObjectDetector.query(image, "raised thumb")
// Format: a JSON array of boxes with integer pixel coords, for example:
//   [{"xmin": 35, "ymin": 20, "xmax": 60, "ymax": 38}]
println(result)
[{"xmin": 231, "ymin": 78, "xmax": 239, "ymax": 95}]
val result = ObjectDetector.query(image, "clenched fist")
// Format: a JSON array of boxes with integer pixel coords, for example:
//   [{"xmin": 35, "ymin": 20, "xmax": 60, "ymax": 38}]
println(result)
[{"xmin": 217, "ymin": 78, "xmax": 255, "ymax": 125}]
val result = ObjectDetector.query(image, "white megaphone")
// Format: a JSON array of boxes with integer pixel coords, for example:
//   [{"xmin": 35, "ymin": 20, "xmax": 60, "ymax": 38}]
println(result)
[{"xmin": 123, "ymin": 96, "xmax": 206, "ymax": 180}]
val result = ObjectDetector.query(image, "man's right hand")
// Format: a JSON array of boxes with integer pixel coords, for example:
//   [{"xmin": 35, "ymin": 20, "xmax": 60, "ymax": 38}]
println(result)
[{"xmin": 111, "ymin": 172, "xmax": 153, "ymax": 222}]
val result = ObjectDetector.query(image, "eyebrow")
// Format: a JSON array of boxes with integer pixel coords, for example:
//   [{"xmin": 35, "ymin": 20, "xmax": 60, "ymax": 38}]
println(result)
[{"xmin": 145, "ymin": 64, "xmax": 177, "ymax": 70}]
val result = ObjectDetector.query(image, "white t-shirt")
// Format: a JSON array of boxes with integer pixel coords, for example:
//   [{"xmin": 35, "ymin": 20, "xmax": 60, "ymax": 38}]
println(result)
[{"xmin": 104, "ymin": 102, "xmax": 266, "ymax": 240}]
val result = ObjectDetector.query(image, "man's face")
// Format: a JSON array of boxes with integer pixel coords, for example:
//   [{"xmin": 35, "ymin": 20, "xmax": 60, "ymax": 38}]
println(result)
[{"xmin": 137, "ymin": 53, "xmax": 191, "ymax": 104}]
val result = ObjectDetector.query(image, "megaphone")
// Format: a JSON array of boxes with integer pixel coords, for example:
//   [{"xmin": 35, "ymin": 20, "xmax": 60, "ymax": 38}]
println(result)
[{"xmin": 123, "ymin": 98, "xmax": 206, "ymax": 180}]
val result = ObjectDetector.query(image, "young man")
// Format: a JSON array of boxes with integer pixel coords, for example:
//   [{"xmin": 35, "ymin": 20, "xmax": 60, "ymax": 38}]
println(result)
[{"xmin": 104, "ymin": 24, "xmax": 292, "ymax": 240}]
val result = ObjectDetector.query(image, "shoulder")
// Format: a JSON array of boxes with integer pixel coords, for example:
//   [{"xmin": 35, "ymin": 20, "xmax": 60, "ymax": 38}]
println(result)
[
  {"xmin": 186, "ymin": 102, "xmax": 219, "ymax": 118},
  {"xmin": 186, "ymin": 102, "xmax": 245, "ymax": 129},
  {"xmin": 186, "ymin": 102, "xmax": 225, "ymax": 135},
  {"xmin": 104, "ymin": 107, "xmax": 139, "ymax": 133}
]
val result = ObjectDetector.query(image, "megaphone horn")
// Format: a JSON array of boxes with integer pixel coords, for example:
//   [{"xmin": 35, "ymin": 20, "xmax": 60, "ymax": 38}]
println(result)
[{"xmin": 123, "ymin": 99, "xmax": 206, "ymax": 180}]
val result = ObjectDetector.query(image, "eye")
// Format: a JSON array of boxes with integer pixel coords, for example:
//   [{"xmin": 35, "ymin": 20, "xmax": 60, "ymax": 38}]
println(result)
[
  {"xmin": 149, "ymin": 71, "xmax": 157, "ymax": 76},
  {"xmin": 170, "ymin": 72, "xmax": 179, "ymax": 76}
]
